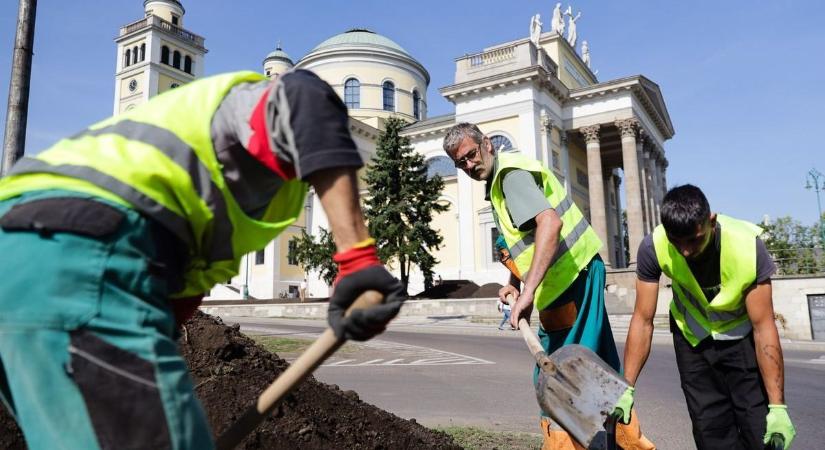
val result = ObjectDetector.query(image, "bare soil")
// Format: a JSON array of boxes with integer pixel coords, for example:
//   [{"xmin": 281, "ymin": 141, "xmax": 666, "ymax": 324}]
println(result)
[{"xmin": 0, "ymin": 311, "xmax": 460, "ymax": 449}]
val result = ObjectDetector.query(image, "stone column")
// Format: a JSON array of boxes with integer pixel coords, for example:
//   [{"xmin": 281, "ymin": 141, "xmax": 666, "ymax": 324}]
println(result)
[
  {"xmin": 559, "ymin": 130, "xmax": 571, "ymax": 193},
  {"xmin": 540, "ymin": 110, "xmax": 553, "ymax": 169},
  {"xmin": 613, "ymin": 173, "xmax": 626, "ymax": 267},
  {"xmin": 637, "ymin": 135, "xmax": 651, "ymax": 236},
  {"xmin": 645, "ymin": 145, "xmax": 659, "ymax": 228},
  {"xmin": 580, "ymin": 124, "xmax": 610, "ymax": 266},
  {"xmin": 616, "ymin": 118, "xmax": 644, "ymax": 266}
]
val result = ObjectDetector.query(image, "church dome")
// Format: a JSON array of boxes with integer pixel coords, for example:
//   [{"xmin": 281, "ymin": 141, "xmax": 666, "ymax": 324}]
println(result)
[
  {"xmin": 264, "ymin": 46, "xmax": 293, "ymax": 65},
  {"xmin": 307, "ymin": 28, "xmax": 412, "ymax": 59}
]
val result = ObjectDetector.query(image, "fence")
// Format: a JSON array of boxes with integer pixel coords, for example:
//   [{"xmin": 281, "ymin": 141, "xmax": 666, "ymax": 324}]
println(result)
[{"xmin": 770, "ymin": 246, "xmax": 825, "ymax": 276}]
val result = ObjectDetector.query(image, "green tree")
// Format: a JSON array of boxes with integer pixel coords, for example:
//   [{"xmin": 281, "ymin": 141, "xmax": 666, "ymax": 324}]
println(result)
[
  {"xmin": 761, "ymin": 216, "xmax": 825, "ymax": 275},
  {"xmin": 290, "ymin": 228, "xmax": 337, "ymax": 285},
  {"xmin": 363, "ymin": 117, "xmax": 449, "ymax": 292}
]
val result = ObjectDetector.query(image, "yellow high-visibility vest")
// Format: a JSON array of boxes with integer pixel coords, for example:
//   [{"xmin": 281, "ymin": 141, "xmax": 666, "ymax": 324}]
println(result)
[{"xmin": 0, "ymin": 71, "xmax": 308, "ymax": 297}]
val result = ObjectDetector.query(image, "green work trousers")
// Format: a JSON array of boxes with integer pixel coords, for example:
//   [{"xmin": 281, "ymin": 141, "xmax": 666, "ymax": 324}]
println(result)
[{"xmin": 0, "ymin": 190, "xmax": 213, "ymax": 450}]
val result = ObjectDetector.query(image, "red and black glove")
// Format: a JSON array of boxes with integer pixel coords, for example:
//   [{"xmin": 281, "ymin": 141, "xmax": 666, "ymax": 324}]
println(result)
[{"xmin": 327, "ymin": 242, "xmax": 405, "ymax": 341}]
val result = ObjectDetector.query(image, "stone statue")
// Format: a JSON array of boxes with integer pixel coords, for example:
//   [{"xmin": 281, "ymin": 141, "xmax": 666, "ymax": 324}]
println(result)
[
  {"xmin": 581, "ymin": 40, "xmax": 590, "ymax": 67},
  {"xmin": 551, "ymin": 3, "xmax": 565, "ymax": 35},
  {"xmin": 565, "ymin": 6, "xmax": 581, "ymax": 47},
  {"xmin": 530, "ymin": 14, "xmax": 543, "ymax": 45}
]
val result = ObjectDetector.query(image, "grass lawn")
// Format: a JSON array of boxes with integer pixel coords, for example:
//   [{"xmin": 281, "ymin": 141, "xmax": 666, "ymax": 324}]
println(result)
[
  {"xmin": 437, "ymin": 426, "xmax": 542, "ymax": 450},
  {"xmin": 251, "ymin": 335, "xmax": 360, "ymax": 356}
]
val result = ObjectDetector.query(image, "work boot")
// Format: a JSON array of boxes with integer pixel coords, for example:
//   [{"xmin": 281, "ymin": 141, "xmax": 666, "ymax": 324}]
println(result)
[
  {"xmin": 540, "ymin": 417, "xmax": 585, "ymax": 450},
  {"xmin": 615, "ymin": 407, "xmax": 656, "ymax": 450}
]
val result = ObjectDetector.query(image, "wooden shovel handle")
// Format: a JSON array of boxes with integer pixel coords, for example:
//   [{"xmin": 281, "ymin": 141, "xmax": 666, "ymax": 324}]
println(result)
[
  {"xmin": 216, "ymin": 290, "xmax": 384, "ymax": 450},
  {"xmin": 506, "ymin": 294, "xmax": 553, "ymax": 368}
]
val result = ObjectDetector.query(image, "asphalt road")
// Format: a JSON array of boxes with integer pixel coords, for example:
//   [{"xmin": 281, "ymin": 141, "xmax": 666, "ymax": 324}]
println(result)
[{"xmin": 225, "ymin": 316, "xmax": 825, "ymax": 450}]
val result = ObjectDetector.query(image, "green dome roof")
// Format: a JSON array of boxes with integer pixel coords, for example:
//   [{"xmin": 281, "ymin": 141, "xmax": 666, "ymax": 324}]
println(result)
[
  {"xmin": 309, "ymin": 29, "xmax": 411, "ymax": 58},
  {"xmin": 264, "ymin": 46, "xmax": 293, "ymax": 64}
]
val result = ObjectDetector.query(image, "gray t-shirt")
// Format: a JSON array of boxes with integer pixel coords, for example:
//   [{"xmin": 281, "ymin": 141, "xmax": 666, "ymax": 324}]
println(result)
[
  {"xmin": 486, "ymin": 167, "xmax": 552, "ymax": 231},
  {"xmin": 636, "ymin": 222, "xmax": 776, "ymax": 302}
]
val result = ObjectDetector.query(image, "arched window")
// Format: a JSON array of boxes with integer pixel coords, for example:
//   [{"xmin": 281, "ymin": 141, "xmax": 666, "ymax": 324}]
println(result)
[
  {"xmin": 344, "ymin": 78, "xmax": 360, "ymax": 109},
  {"xmin": 426, "ymin": 156, "xmax": 457, "ymax": 179},
  {"xmin": 161, "ymin": 46, "xmax": 169, "ymax": 64},
  {"xmin": 124, "ymin": 49, "xmax": 131, "ymax": 67},
  {"xmin": 184, "ymin": 55, "xmax": 192, "ymax": 74},
  {"xmin": 490, "ymin": 135, "xmax": 514, "ymax": 152},
  {"xmin": 132, "ymin": 46, "xmax": 139, "ymax": 64},
  {"xmin": 172, "ymin": 50, "xmax": 181, "ymax": 69},
  {"xmin": 412, "ymin": 90, "xmax": 421, "ymax": 120},
  {"xmin": 139, "ymin": 43, "xmax": 146, "ymax": 62},
  {"xmin": 382, "ymin": 81, "xmax": 395, "ymax": 112}
]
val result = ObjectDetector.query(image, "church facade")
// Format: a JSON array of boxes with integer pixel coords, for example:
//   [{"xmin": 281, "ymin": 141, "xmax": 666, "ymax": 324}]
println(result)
[{"xmin": 113, "ymin": 1, "xmax": 674, "ymax": 299}]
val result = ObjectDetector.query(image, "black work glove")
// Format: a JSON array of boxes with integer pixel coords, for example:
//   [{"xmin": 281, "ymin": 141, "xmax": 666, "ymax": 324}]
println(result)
[{"xmin": 327, "ymin": 265, "xmax": 406, "ymax": 341}]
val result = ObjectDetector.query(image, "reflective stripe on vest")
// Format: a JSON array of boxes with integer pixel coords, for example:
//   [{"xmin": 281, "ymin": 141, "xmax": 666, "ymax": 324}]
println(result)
[
  {"xmin": 654, "ymin": 214, "xmax": 762, "ymax": 346},
  {"xmin": 490, "ymin": 151, "xmax": 602, "ymax": 310}
]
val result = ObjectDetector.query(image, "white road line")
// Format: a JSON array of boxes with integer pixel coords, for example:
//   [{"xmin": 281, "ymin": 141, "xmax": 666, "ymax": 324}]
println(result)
[
  {"xmin": 326, "ymin": 359, "xmax": 356, "ymax": 366},
  {"xmin": 382, "ymin": 358, "xmax": 405, "ymax": 365}
]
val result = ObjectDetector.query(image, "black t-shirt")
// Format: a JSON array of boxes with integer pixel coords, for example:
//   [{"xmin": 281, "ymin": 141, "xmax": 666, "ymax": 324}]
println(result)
[{"xmin": 636, "ymin": 222, "xmax": 776, "ymax": 302}]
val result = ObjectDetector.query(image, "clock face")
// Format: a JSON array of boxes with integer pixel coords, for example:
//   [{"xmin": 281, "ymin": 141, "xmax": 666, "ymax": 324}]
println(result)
[{"xmin": 128, "ymin": 79, "xmax": 138, "ymax": 92}]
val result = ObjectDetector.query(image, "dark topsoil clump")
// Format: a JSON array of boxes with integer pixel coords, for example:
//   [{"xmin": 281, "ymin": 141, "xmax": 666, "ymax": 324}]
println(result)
[{"xmin": 1, "ymin": 311, "xmax": 460, "ymax": 449}]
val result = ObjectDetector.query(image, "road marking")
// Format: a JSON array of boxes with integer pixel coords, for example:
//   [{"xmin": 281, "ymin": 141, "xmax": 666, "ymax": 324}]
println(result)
[{"xmin": 236, "ymin": 323, "xmax": 494, "ymax": 367}]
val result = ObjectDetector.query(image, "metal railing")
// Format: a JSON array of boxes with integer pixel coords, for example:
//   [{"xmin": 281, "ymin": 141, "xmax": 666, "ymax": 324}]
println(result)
[
  {"xmin": 770, "ymin": 247, "xmax": 825, "ymax": 276},
  {"xmin": 119, "ymin": 15, "xmax": 205, "ymax": 47}
]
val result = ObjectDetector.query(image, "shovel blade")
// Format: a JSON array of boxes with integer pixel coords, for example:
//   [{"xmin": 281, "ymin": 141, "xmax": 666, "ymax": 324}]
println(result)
[{"xmin": 535, "ymin": 344, "xmax": 629, "ymax": 448}]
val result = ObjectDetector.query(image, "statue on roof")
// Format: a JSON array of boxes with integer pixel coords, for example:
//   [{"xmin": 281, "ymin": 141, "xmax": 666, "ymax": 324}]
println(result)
[
  {"xmin": 581, "ymin": 40, "xmax": 591, "ymax": 68},
  {"xmin": 551, "ymin": 3, "xmax": 565, "ymax": 36},
  {"xmin": 530, "ymin": 14, "xmax": 543, "ymax": 46},
  {"xmin": 565, "ymin": 6, "xmax": 581, "ymax": 47}
]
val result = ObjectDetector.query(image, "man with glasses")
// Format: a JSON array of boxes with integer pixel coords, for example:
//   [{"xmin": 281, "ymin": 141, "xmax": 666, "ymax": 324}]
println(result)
[{"xmin": 442, "ymin": 122, "xmax": 654, "ymax": 449}]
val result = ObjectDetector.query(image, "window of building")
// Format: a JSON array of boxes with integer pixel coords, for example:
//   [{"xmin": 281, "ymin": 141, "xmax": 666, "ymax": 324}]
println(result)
[
  {"xmin": 412, "ymin": 89, "xmax": 420, "ymax": 120},
  {"xmin": 552, "ymin": 150, "xmax": 561, "ymax": 170},
  {"xmin": 425, "ymin": 156, "xmax": 457, "ymax": 179},
  {"xmin": 161, "ymin": 46, "xmax": 169, "ymax": 64},
  {"xmin": 172, "ymin": 50, "xmax": 181, "ymax": 69},
  {"xmin": 170, "ymin": 83, "xmax": 180, "ymax": 89},
  {"xmin": 184, "ymin": 55, "xmax": 192, "ymax": 74},
  {"xmin": 132, "ymin": 46, "xmax": 138, "ymax": 64},
  {"xmin": 171, "ymin": 14, "xmax": 179, "ymax": 26},
  {"xmin": 382, "ymin": 81, "xmax": 395, "ymax": 112},
  {"xmin": 490, "ymin": 135, "xmax": 514, "ymax": 152},
  {"xmin": 265, "ymin": 68, "xmax": 271, "ymax": 77},
  {"xmin": 287, "ymin": 238, "xmax": 298, "ymax": 266},
  {"xmin": 124, "ymin": 49, "xmax": 131, "ymax": 67},
  {"xmin": 576, "ymin": 168, "xmax": 589, "ymax": 188},
  {"xmin": 255, "ymin": 250, "xmax": 265, "ymax": 265},
  {"xmin": 344, "ymin": 78, "xmax": 360, "ymax": 109},
  {"xmin": 139, "ymin": 43, "xmax": 146, "ymax": 62}
]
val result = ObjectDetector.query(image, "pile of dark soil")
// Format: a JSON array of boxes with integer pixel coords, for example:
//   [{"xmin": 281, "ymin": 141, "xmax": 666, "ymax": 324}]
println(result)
[
  {"xmin": 470, "ymin": 283, "xmax": 503, "ymax": 298},
  {"xmin": 0, "ymin": 312, "xmax": 460, "ymax": 449},
  {"xmin": 415, "ymin": 280, "xmax": 479, "ymax": 299}
]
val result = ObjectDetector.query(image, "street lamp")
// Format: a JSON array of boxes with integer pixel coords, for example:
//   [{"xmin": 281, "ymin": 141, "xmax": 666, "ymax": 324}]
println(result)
[{"xmin": 805, "ymin": 168, "xmax": 825, "ymax": 245}]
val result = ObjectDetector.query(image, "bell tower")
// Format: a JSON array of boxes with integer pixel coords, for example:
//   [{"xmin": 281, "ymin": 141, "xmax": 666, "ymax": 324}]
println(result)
[{"xmin": 113, "ymin": 1, "xmax": 207, "ymax": 115}]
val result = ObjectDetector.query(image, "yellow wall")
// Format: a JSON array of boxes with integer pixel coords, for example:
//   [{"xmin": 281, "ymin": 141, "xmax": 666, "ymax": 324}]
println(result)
[
  {"xmin": 279, "ymin": 231, "xmax": 304, "ymax": 278},
  {"xmin": 118, "ymin": 73, "xmax": 144, "ymax": 114},
  {"xmin": 311, "ymin": 63, "xmax": 425, "ymax": 119},
  {"xmin": 431, "ymin": 178, "xmax": 459, "ymax": 271},
  {"xmin": 482, "ymin": 116, "xmax": 519, "ymax": 150},
  {"xmin": 157, "ymin": 73, "xmax": 186, "ymax": 94},
  {"xmin": 567, "ymin": 143, "xmax": 591, "ymax": 218}
]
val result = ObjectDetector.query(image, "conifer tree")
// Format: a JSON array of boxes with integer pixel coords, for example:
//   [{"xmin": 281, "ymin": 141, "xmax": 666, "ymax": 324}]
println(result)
[{"xmin": 363, "ymin": 117, "xmax": 448, "ymax": 292}]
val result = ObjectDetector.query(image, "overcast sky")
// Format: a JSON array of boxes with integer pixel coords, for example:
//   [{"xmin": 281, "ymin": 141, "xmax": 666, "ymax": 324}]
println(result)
[{"xmin": 1, "ymin": 0, "xmax": 824, "ymax": 225}]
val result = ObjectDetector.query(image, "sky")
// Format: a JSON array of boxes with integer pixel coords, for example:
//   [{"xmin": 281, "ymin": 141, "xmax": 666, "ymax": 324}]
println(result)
[{"xmin": 1, "ymin": 0, "xmax": 824, "ymax": 225}]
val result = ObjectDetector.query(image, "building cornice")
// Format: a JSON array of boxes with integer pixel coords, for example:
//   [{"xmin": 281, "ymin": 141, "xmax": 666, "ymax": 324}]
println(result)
[
  {"xmin": 439, "ymin": 65, "xmax": 568, "ymax": 103},
  {"xmin": 297, "ymin": 47, "xmax": 429, "ymax": 85},
  {"xmin": 400, "ymin": 113, "xmax": 456, "ymax": 139},
  {"xmin": 568, "ymin": 75, "xmax": 675, "ymax": 139}
]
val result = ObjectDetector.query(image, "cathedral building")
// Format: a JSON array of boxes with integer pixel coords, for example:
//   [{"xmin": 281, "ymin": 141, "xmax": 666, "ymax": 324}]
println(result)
[{"xmin": 114, "ymin": 1, "xmax": 674, "ymax": 299}]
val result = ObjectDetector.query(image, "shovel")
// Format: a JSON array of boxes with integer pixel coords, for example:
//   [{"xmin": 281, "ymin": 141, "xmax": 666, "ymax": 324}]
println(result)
[
  {"xmin": 215, "ymin": 290, "xmax": 384, "ymax": 450},
  {"xmin": 514, "ymin": 298, "xmax": 629, "ymax": 448}
]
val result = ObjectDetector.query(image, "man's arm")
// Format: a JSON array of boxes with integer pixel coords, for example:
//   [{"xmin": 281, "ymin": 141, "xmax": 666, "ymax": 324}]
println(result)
[
  {"xmin": 745, "ymin": 281, "xmax": 784, "ymax": 404},
  {"xmin": 306, "ymin": 167, "xmax": 368, "ymax": 251},
  {"xmin": 510, "ymin": 208, "xmax": 562, "ymax": 328},
  {"xmin": 623, "ymin": 279, "xmax": 659, "ymax": 386}
]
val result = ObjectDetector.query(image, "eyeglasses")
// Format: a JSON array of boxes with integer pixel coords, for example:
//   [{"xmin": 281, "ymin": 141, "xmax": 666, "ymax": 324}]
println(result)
[{"xmin": 453, "ymin": 140, "xmax": 485, "ymax": 168}]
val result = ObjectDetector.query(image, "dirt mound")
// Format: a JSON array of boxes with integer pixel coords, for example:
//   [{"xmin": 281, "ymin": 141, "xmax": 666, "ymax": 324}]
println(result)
[
  {"xmin": 471, "ymin": 283, "xmax": 503, "ymax": 298},
  {"xmin": 0, "ymin": 312, "xmax": 460, "ymax": 449},
  {"xmin": 415, "ymin": 280, "xmax": 480, "ymax": 299}
]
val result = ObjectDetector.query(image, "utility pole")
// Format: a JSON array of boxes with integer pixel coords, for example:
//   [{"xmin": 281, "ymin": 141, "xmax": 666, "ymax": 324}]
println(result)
[
  {"xmin": 1, "ymin": 0, "xmax": 37, "ymax": 175},
  {"xmin": 805, "ymin": 168, "xmax": 825, "ymax": 246}
]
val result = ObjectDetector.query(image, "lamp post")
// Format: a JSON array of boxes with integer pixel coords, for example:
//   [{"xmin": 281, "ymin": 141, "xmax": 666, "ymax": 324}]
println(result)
[{"xmin": 805, "ymin": 168, "xmax": 825, "ymax": 246}]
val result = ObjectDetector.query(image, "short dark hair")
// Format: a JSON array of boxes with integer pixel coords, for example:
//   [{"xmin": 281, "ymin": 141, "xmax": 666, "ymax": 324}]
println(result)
[{"xmin": 660, "ymin": 184, "xmax": 711, "ymax": 237}]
